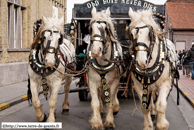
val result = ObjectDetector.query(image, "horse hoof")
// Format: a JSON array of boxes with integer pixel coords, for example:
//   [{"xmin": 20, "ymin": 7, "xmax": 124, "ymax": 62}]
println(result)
[
  {"xmin": 41, "ymin": 113, "xmax": 47, "ymax": 122},
  {"xmin": 151, "ymin": 115, "xmax": 156, "ymax": 121},
  {"xmin": 151, "ymin": 115, "xmax": 156, "ymax": 126},
  {"xmin": 105, "ymin": 127, "xmax": 114, "ymax": 130},
  {"xmin": 113, "ymin": 111, "xmax": 119, "ymax": 115},
  {"xmin": 62, "ymin": 109, "xmax": 69, "ymax": 115}
]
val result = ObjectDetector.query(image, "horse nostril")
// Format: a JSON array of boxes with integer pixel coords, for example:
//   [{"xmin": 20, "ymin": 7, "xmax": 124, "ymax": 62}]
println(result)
[
  {"xmin": 145, "ymin": 60, "xmax": 148, "ymax": 64},
  {"xmin": 99, "ymin": 47, "xmax": 102, "ymax": 52}
]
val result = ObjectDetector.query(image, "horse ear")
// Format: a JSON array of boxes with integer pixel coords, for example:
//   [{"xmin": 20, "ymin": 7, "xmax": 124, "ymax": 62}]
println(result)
[
  {"xmin": 42, "ymin": 15, "xmax": 48, "ymax": 25},
  {"xmin": 128, "ymin": 8, "xmax": 134, "ymax": 21},
  {"xmin": 106, "ymin": 7, "xmax": 110, "ymax": 17},
  {"xmin": 58, "ymin": 16, "xmax": 64, "ymax": 26},
  {"xmin": 91, "ymin": 7, "xmax": 96, "ymax": 17},
  {"xmin": 148, "ymin": 8, "xmax": 153, "ymax": 18}
]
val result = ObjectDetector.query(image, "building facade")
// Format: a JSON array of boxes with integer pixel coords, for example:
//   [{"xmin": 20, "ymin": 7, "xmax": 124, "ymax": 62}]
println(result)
[
  {"xmin": 164, "ymin": 0, "xmax": 194, "ymax": 51},
  {"xmin": 0, "ymin": 0, "xmax": 67, "ymax": 87}
]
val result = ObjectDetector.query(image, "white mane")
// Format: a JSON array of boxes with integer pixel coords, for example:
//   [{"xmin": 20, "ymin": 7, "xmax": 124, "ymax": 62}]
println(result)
[
  {"xmin": 128, "ymin": 8, "xmax": 162, "ymax": 39},
  {"xmin": 31, "ymin": 16, "xmax": 64, "ymax": 49}
]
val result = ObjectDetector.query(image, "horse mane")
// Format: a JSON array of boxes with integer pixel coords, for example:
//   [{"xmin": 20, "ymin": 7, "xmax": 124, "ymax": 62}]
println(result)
[
  {"xmin": 90, "ymin": 10, "xmax": 119, "ymax": 43},
  {"xmin": 31, "ymin": 18, "xmax": 64, "ymax": 49},
  {"xmin": 129, "ymin": 9, "xmax": 163, "ymax": 39}
]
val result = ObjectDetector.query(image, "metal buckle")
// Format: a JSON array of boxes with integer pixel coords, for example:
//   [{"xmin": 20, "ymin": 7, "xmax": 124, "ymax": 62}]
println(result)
[
  {"xmin": 91, "ymin": 37, "xmax": 103, "ymax": 42},
  {"xmin": 47, "ymin": 48, "xmax": 56, "ymax": 53},
  {"xmin": 135, "ymin": 46, "xmax": 147, "ymax": 51}
]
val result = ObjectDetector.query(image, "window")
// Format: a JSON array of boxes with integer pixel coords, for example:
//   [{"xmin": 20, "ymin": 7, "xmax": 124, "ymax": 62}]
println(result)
[{"xmin": 7, "ymin": 0, "xmax": 26, "ymax": 51}]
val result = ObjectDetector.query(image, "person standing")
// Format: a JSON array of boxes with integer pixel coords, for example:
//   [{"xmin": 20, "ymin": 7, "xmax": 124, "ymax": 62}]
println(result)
[
  {"xmin": 181, "ymin": 49, "xmax": 187, "ymax": 75},
  {"xmin": 187, "ymin": 44, "xmax": 194, "ymax": 80},
  {"xmin": 178, "ymin": 50, "xmax": 183, "ymax": 70},
  {"xmin": 182, "ymin": 51, "xmax": 190, "ymax": 77}
]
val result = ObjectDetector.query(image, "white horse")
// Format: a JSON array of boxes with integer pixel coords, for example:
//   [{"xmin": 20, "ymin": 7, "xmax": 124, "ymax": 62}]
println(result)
[
  {"xmin": 86, "ymin": 7, "xmax": 122, "ymax": 130},
  {"xmin": 28, "ymin": 15, "xmax": 75, "ymax": 122},
  {"xmin": 127, "ymin": 8, "xmax": 177, "ymax": 130}
]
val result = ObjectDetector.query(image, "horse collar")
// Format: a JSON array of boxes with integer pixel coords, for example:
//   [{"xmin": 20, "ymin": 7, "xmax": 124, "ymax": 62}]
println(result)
[
  {"xmin": 133, "ymin": 39, "xmax": 166, "ymax": 85},
  {"xmin": 29, "ymin": 44, "xmax": 61, "ymax": 77},
  {"xmin": 88, "ymin": 42, "xmax": 119, "ymax": 73}
]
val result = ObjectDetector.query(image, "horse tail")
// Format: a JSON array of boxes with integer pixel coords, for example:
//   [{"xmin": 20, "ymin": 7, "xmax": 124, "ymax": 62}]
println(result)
[{"xmin": 27, "ymin": 75, "xmax": 32, "ymax": 106}]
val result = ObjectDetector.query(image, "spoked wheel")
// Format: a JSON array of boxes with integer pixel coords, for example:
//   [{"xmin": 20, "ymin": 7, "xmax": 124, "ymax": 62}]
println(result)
[{"xmin": 78, "ymin": 85, "xmax": 88, "ymax": 101}]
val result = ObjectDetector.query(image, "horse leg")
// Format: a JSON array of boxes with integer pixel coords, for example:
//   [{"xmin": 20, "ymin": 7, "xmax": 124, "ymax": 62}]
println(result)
[
  {"xmin": 47, "ymin": 79, "xmax": 61, "ymax": 122},
  {"xmin": 150, "ymin": 94, "xmax": 156, "ymax": 126},
  {"xmin": 62, "ymin": 76, "xmax": 72, "ymax": 115},
  {"xmin": 30, "ymin": 79, "xmax": 46, "ymax": 122},
  {"xmin": 89, "ymin": 81, "xmax": 104, "ymax": 130},
  {"xmin": 155, "ymin": 83, "xmax": 171, "ymax": 130},
  {"xmin": 104, "ymin": 79, "xmax": 119, "ymax": 129},
  {"xmin": 113, "ymin": 90, "xmax": 120, "ymax": 115}
]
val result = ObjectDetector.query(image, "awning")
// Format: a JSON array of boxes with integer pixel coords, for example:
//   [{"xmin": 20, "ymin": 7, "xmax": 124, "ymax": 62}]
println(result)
[{"xmin": 73, "ymin": 0, "xmax": 164, "ymax": 20}]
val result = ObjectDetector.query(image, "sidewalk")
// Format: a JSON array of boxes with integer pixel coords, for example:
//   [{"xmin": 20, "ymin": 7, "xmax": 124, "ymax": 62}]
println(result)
[
  {"xmin": 0, "ymin": 81, "xmax": 29, "ymax": 111},
  {"xmin": 177, "ymin": 70, "xmax": 194, "ymax": 108},
  {"xmin": 0, "ymin": 71, "xmax": 194, "ymax": 111}
]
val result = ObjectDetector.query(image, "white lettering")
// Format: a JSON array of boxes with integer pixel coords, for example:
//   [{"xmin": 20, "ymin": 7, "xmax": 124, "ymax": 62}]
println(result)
[
  {"xmin": 115, "ymin": 0, "xmax": 118, "ymax": 3},
  {"xmin": 143, "ymin": 2, "xmax": 148, "ymax": 9},
  {"xmin": 91, "ymin": 2, "xmax": 96, "ymax": 7},
  {"xmin": 149, "ymin": 4, "xmax": 153, "ymax": 10},
  {"xmin": 126, "ymin": 0, "xmax": 129, "ymax": 4},
  {"xmin": 95, "ymin": 0, "xmax": 99, "ymax": 6},
  {"xmin": 121, "ymin": 0, "xmax": 125, "ymax": 4},
  {"xmin": 111, "ymin": 0, "xmax": 114, "ymax": 3},
  {"xmin": 134, "ymin": 0, "xmax": 137, "ymax": 5},
  {"xmin": 153, "ymin": 6, "xmax": 157, "ymax": 13},
  {"xmin": 103, "ymin": 0, "xmax": 106, "ymax": 4},
  {"xmin": 130, "ymin": 0, "xmax": 133, "ymax": 4},
  {"xmin": 107, "ymin": 0, "xmax": 110, "ymax": 3},
  {"xmin": 137, "ymin": 1, "xmax": 141, "ymax": 6},
  {"xmin": 87, "ymin": 3, "xmax": 91, "ymax": 8}
]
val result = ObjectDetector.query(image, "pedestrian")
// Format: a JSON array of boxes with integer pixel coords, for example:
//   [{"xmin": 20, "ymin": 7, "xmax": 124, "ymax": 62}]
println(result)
[
  {"xmin": 181, "ymin": 49, "xmax": 186, "ymax": 75},
  {"xmin": 178, "ymin": 50, "xmax": 182, "ymax": 70},
  {"xmin": 182, "ymin": 51, "xmax": 190, "ymax": 77},
  {"xmin": 187, "ymin": 43, "xmax": 194, "ymax": 80}
]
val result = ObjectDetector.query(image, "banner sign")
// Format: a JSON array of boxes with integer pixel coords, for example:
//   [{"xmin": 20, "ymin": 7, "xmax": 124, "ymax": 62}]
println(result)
[{"xmin": 73, "ymin": 0, "xmax": 164, "ymax": 19}]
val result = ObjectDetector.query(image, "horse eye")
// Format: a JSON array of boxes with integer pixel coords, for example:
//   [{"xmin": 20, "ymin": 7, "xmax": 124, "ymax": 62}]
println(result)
[{"xmin": 43, "ymin": 36, "xmax": 46, "ymax": 39}]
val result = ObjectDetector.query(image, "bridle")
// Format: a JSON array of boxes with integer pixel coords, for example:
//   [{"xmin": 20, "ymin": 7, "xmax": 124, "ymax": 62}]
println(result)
[
  {"xmin": 90, "ymin": 20, "xmax": 113, "ymax": 55},
  {"xmin": 88, "ymin": 20, "xmax": 121, "ymax": 72},
  {"xmin": 41, "ymin": 30, "xmax": 63, "ymax": 59},
  {"xmin": 128, "ymin": 25, "xmax": 155, "ymax": 65}
]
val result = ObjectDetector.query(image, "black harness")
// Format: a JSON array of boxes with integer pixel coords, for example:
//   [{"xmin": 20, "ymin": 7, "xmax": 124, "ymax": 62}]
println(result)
[
  {"xmin": 88, "ymin": 20, "xmax": 121, "ymax": 73},
  {"xmin": 29, "ymin": 30, "xmax": 63, "ymax": 76},
  {"xmin": 88, "ymin": 20, "xmax": 121, "ymax": 103},
  {"xmin": 129, "ymin": 25, "xmax": 166, "ymax": 110}
]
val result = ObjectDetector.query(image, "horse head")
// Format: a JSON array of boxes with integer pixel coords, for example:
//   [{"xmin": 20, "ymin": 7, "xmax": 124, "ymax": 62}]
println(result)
[
  {"xmin": 90, "ymin": 7, "xmax": 113, "ymax": 58},
  {"xmin": 128, "ymin": 8, "xmax": 159, "ymax": 69},
  {"xmin": 39, "ymin": 15, "xmax": 64, "ymax": 68}
]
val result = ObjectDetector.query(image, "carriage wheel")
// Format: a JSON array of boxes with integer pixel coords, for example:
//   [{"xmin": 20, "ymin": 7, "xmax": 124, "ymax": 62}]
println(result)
[{"xmin": 78, "ymin": 85, "xmax": 88, "ymax": 101}]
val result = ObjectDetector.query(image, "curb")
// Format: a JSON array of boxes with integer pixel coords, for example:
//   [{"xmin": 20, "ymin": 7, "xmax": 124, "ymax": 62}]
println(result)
[
  {"xmin": 0, "ymin": 91, "xmax": 43, "ymax": 111},
  {"xmin": 178, "ymin": 85, "xmax": 194, "ymax": 108}
]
